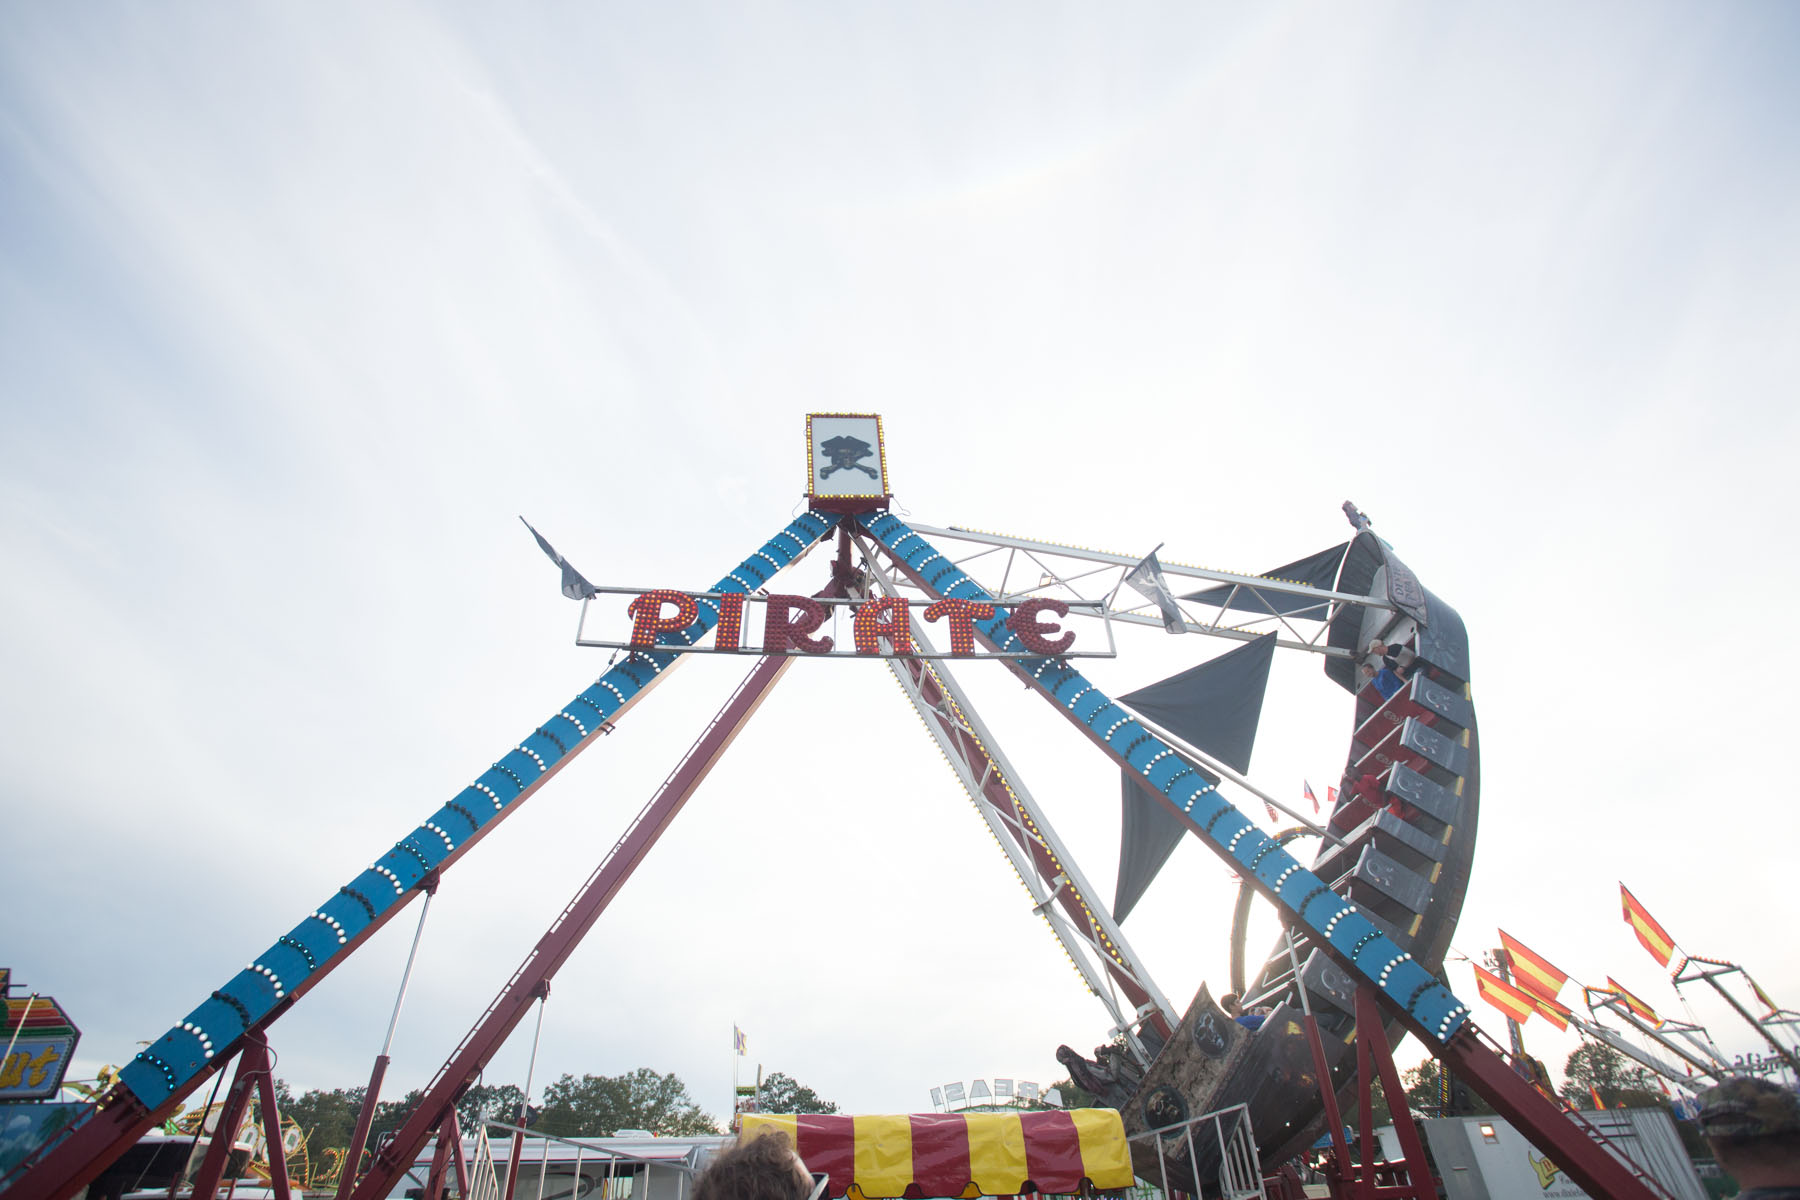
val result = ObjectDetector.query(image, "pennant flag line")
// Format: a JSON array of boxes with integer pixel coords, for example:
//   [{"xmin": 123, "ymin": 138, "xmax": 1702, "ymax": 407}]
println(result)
[
  {"xmin": 1604, "ymin": 977, "xmax": 1663, "ymax": 1026},
  {"xmin": 1620, "ymin": 883, "xmax": 1677, "ymax": 968},
  {"xmin": 1303, "ymin": 781, "xmax": 1320, "ymax": 814},
  {"xmin": 1473, "ymin": 964, "xmax": 1539, "ymax": 1025},
  {"xmin": 1123, "ymin": 546, "xmax": 1187, "ymax": 635},
  {"xmin": 1531, "ymin": 993, "xmax": 1573, "ymax": 1032},
  {"xmin": 1498, "ymin": 930, "xmax": 1571, "ymax": 1003},
  {"xmin": 521, "ymin": 517, "xmax": 600, "ymax": 600}
]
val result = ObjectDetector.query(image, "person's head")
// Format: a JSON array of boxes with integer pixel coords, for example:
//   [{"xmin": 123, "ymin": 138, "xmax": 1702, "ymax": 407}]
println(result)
[
  {"xmin": 1697, "ymin": 1077, "xmax": 1800, "ymax": 1185},
  {"xmin": 1368, "ymin": 639, "xmax": 1387, "ymax": 655},
  {"xmin": 1219, "ymin": 992, "xmax": 1243, "ymax": 1016},
  {"xmin": 694, "ymin": 1130, "xmax": 815, "ymax": 1200}
]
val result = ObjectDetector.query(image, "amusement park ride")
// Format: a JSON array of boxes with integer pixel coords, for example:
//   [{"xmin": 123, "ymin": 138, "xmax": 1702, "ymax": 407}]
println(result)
[{"xmin": 5, "ymin": 414, "xmax": 1685, "ymax": 1200}]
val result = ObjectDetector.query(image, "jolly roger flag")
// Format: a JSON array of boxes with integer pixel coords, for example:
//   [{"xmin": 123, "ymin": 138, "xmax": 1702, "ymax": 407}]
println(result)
[
  {"xmin": 1124, "ymin": 546, "xmax": 1186, "ymax": 634},
  {"xmin": 520, "ymin": 517, "xmax": 599, "ymax": 600}
]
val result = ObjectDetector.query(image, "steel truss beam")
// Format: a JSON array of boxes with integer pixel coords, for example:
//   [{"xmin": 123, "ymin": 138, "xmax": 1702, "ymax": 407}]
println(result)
[
  {"xmin": 851, "ymin": 536, "xmax": 1175, "ymax": 1058},
  {"xmin": 1568, "ymin": 1007, "xmax": 1721, "ymax": 1089},
  {"xmin": 903, "ymin": 523, "xmax": 1381, "ymax": 656},
  {"xmin": 1676, "ymin": 957, "xmax": 1800, "ymax": 1077}
]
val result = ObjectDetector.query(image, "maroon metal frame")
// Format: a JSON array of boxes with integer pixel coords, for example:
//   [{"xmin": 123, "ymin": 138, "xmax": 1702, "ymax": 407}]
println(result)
[
  {"xmin": 1297, "ymin": 987, "xmax": 1435, "ymax": 1200},
  {"xmin": 187, "ymin": 1032, "xmax": 291, "ymax": 1200}
]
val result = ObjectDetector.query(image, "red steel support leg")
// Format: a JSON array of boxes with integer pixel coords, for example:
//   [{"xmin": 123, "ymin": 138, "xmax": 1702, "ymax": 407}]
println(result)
[
  {"xmin": 1299, "ymin": 1012, "xmax": 1354, "ymax": 1190},
  {"xmin": 336, "ymin": 1054, "xmax": 390, "ymax": 1200},
  {"xmin": 189, "ymin": 1034, "xmax": 276, "ymax": 1200},
  {"xmin": 251, "ymin": 1060, "xmax": 293, "ymax": 1200},
  {"xmin": 423, "ymin": 1110, "xmax": 463, "ymax": 1200},
  {"xmin": 1354, "ymin": 987, "xmax": 1434, "ymax": 1200}
]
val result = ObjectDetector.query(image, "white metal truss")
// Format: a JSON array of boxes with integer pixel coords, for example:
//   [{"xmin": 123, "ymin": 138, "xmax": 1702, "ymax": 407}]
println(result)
[
  {"xmin": 904, "ymin": 523, "xmax": 1387, "ymax": 656},
  {"xmin": 1584, "ymin": 992, "xmax": 1730, "ymax": 1083},
  {"xmin": 849, "ymin": 535, "xmax": 1178, "ymax": 1063}
]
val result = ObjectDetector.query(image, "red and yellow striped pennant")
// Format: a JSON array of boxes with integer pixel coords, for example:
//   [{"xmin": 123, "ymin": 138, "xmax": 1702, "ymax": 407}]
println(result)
[
  {"xmin": 1620, "ymin": 883, "xmax": 1676, "ymax": 968},
  {"xmin": 1498, "ymin": 930, "xmax": 1569, "ymax": 1002},
  {"xmin": 1604, "ymin": 977, "xmax": 1662, "ymax": 1026},
  {"xmin": 1530, "ymin": 992, "xmax": 1573, "ymax": 1032},
  {"xmin": 1473, "ymin": 964, "xmax": 1538, "ymax": 1025}
]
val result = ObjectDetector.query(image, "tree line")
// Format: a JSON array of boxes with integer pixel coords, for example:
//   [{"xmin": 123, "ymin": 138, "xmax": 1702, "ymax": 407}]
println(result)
[{"xmin": 276, "ymin": 1070, "xmax": 836, "ymax": 1165}]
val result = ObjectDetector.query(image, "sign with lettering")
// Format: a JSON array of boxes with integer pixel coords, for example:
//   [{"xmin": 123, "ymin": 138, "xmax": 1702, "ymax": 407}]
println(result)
[
  {"xmin": 1, "ymin": 972, "xmax": 80, "ymax": 1101},
  {"xmin": 576, "ymin": 589, "xmax": 1114, "ymax": 659}
]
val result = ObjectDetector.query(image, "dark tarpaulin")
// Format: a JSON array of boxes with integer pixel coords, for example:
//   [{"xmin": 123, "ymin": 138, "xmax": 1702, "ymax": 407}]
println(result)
[
  {"xmin": 1114, "ymin": 768, "xmax": 1215, "ymax": 923},
  {"xmin": 1111, "ymin": 634, "xmax": 1277, "ymax": 921},
  {"xmin": 1117, "ymin": 633, "xmax": 1276, "ymax": 773},
  {"xmin": 1180, "ymin": 543, "xmax": 1349, "ymax": 619}
]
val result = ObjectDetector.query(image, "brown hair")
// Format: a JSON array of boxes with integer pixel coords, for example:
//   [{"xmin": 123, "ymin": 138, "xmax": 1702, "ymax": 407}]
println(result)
[{"xmin": 693, "ymin": 1131, "xmax": 812, "ymax": 1200}]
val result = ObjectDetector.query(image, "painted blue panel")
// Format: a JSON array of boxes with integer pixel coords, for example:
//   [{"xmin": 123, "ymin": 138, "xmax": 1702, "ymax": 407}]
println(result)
[
  {"xmin": 521, "ymin": 730, "xmax": 567, "ymax": 766},
  {"xmin": 185, "ymin": 995, "xmax": 249, "ymax": 1043},
  {"xmin": 374, "ymin": 845, "xmax": 430, "ymax": 892},
  {"xmin": 218, "ymin": 971, "xmax": 278, "ymax": 1021},
  {"xmin": 429, "ymin": 799, "xmax": 485, "ymax": 841},
  {"xmin": 539, "ymin": 712, "xmax": 589, "ymax": 751},
  {"xmin": 259, "ymin": 942, "xmax": 315, "ymax": 992},
  {"xmin": 317, "ymin": 889, "xmax": 377, "ymax": 940},
  {"xmin": 278, "ymin": 917, "xmax": 341, "ymax": 971}
]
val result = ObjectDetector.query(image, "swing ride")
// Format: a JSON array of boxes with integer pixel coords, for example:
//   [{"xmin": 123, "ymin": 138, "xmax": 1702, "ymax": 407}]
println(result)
[{"xmin": 3, "ymin": 415, "xmax": 1694, "ymax": 1200}]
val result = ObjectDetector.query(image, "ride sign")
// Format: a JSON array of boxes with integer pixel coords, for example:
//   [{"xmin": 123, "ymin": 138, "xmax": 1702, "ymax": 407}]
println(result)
[{"xmin": 575, "ymin": 588, "xmax": 1115, "ymax": 659}]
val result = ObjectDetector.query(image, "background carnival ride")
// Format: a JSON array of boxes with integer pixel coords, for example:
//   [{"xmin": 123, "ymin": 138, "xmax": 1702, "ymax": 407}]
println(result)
[{"xmin": 5, "ymin": 416, "xmax": 1676, "ymax": 1200}]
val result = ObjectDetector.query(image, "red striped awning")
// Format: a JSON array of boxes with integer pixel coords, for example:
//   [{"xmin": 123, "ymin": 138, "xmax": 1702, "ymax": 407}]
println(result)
[{"xmin": 739, "ymin": 1111, "xmax": 1133, "ymax": 1199}]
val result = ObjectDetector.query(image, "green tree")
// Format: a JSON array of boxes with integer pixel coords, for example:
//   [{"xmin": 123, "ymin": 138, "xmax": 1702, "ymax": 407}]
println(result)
[
  {"xmin": 538, "ymin": 1069, "xmax": 720, "ymax": 1138},
  {"xmin": 754, "ymin": 1073, "xmax": 839, "ymax": 1114},
  {"xmin": 1047, "ymin": 1077, "xmax": 1097, "ymax": 1110},
  {"xmin": 1401, "ymin": 1059, "xmax": 1493, "ymax": 1117},
  {"xmin": 458, "ymin": 1083, "xmax": 528, "ymax": 1131},
  {"xmin": 1561, "ymin": 1043, "xmax": 1662, "ymax": 1110},
  {"xmin": 283, "ymin": 1086, "xmax": 368, "ymax": 1159}
]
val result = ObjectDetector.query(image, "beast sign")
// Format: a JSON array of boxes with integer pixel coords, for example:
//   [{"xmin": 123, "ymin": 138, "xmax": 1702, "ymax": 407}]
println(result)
[{"xmin": 575, "ymin": 589, "xmax": 1114, "ymax": 659}]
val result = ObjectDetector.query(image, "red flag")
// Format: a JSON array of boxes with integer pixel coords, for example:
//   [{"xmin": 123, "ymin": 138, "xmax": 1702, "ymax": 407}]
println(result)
[
  {"xmin": 1530, "ymin": 993, "xmax": 1573, "ymax": 1032},
  {"xmin": 1303, "ymin": 781, "xmax": 1320, "ymax": 814},
  {"xmin": 1604, "ymin": 977, "xmax": 1662, "ymax": 1026},
  {"xmin": 1263, "ymin": 799, "xmax": 1279, "ymax": 822},
  {"xmin": 1590, "ymin": 1086, "xmax": 1606, "ymax": 1111},
  {"xmin": 1498, "ymin": 930, "xmax": 1570, "ymax": 1002},
  {"xmin": 1328, "ymin": 786, "xmax": 1339, "ymax": 807},
  {"xmin": 1474, "ymin": 965, "xmax": 1537, "ymax": 1025},
  {"xmin": 1620, "ymin": 883, "xmax": 1677, "ymax": 968}
]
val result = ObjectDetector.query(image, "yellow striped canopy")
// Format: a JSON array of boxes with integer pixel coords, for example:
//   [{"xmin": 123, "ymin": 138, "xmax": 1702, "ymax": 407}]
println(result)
[{"xmin": 738, "ymin": 1110, "xmax": 1133, "ymax": 1198}]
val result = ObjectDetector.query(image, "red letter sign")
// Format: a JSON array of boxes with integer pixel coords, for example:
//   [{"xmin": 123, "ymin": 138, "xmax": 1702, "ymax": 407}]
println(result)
[
  {"xmin": 1005, "ymin": 598, "xmax": 1075, "ymax": 656},
  {"xmin": 627, "ymin": 590, "xmax": 700, "ymax": 648},
  {"xmin": 922, "ymin": 598, "xmax": 997, "ymax": 655},
  {"xmin": 852, "ymin": 596, "xmax": 913, "ymax": 655},
  {"xmin": 763, "ymin": 594, "xmax": 834, "ymax": 654}
]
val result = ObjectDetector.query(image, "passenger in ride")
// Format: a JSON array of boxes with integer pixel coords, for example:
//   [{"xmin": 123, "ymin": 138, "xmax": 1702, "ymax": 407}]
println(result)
[
  {"xmin": 1695, "ymin": 1077, "xmax": 1800, "ymax": 1197},
  {"xmin": 695, "ymin": 1129, "xmax": 826, "ymax": 1200},
  {"xmin": 1220, "ymin": 993, "xmax": 1266, "ymax": 1031},
  {"xmin": 1362, "ymin": 638, "xmax": 1415, "ymax": 698}
]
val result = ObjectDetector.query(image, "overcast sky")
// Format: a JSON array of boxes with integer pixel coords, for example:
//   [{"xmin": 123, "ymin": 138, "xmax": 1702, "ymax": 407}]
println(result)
[{"xmin": 4, "ymin": 3, "xmax": 1798, "ymax": 1127}]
